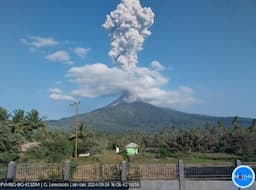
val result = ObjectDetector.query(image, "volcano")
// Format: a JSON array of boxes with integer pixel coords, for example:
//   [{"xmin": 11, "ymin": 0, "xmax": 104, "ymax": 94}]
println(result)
[{"xmin": 47, "ymin": 96, "xmax": 252, "ymax": 133}]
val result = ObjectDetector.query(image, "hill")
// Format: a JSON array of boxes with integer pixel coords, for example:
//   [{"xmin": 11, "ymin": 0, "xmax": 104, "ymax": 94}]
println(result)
[{"xmin": 47, "ymin": 101, "xmax": 252, "ymax": 133}]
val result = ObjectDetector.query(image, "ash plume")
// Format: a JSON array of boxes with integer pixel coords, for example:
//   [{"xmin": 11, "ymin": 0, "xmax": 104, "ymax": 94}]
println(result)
[
  {"xmin": 102, "ymin": 0, "xmax": 154, "ymax": 70},
  {"xmin": 49, "ymin": 0, "xmax": 196, "ymax": 109}
]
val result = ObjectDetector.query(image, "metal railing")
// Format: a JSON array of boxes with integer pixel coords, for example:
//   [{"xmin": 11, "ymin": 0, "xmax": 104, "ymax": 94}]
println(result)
[{"xmin": 185, "ymin": 166, "xmax": 234, "ymax": 180}]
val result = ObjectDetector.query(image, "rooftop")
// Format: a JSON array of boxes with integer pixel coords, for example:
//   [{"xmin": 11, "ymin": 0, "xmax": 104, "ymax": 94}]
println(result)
[{"xmin": 125, "ymin": 142, "xmax": 139, "ymax": 148}]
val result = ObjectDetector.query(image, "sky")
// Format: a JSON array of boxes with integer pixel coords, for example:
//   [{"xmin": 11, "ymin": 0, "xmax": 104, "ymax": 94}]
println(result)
[{"xmin": 0, "ymin": 0, "xmax": 256, "ymax": 119}]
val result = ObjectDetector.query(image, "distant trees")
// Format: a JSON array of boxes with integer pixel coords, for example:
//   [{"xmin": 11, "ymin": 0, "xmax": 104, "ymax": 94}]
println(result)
[
  {"xmin": 232, "ymin": 116, "xmax": 240, "ymax": 130},
  {"xmin": 249, "ymin": 119, "xmax": 256, "ymax": 131},
  {"xmin": 134, "ymin": 117, "xmax": 256, "ymax": 161}
]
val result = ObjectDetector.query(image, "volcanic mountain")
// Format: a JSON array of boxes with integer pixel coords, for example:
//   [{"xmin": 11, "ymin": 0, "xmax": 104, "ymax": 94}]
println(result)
[{"xmin": 47, "ymin": 95, "xmax": 252, "ymax": 133}]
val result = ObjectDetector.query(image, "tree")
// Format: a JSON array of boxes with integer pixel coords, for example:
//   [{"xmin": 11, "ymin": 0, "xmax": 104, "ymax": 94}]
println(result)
[
  {"xmin": 0, "ymin": 107, "xmax": 8, "ymax": 123},
  {"xmin": 248, "ymin": 119, "xmax": 256, "ymax": 132},
  {"xmin": 25, "ymin": 109, "xmax": 46, "ymax": 129},
  {"xmin": 215, "ymin": 121, "xmax": 228, "ymax": 152},
  {"xmin": 12, "ymin": 109, "xmax": 25, "ymax": 123},
  {"xmin": 9, "ymin": 109, "xmax": 26, "ymax": 134},
  {"xmin": 23, "ymin": 109, "xmax": 46, "ymax": 139},
  {"xmin": 232, "ymin": 116, "xmax": 240, "ymax": 130},
  {"xmin": 0, "ymin": 123, "xmax": 24, "ymax": 162},
  {"xmin": 78, "ymin": 121, "xmax": 87, "ymax": 138},
  {"xmin": 216, "ymin": 121, "xmax": 226, "ymax": 138}
]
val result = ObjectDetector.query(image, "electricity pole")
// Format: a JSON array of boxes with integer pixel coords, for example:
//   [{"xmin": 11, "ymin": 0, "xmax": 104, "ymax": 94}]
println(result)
[{"xmin": 70, "ymin": 101, "xmax": 80, "ymax": 159}]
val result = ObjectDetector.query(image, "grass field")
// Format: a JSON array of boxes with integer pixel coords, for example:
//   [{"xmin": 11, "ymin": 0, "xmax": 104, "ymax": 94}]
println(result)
[
  {"xmin": 77, "ymin": 150, "xmax": 123, "ymax": 164},
  {"xmin": 77, "ymin": 150, "xmax": 239, "ymax": 165}
]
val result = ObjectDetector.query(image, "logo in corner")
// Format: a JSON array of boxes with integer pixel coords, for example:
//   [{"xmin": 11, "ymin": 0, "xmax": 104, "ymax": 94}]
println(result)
[{"xmin": 232, "ymin": 165, "xmax": 255, "ymax": 189}]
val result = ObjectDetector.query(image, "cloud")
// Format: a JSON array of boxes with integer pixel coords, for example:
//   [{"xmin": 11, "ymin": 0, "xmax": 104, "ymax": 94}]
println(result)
[
  {"xmin": 151, "ymin": 61, "xmax": 165, "ymax": 71},
  {"xmin": 45, "ymin": 50, "xmax": 73, "ymax": 65},
  {"xmin": 49, "ymin": 88, "xmax": 75, "ymax": 101},
  {"xmin": 49, "ymin": 88, "xmax": 62, "ymax": 94},
  {"xmin": 67, "ymin": 62, "xmax": 196, "ymax": 108},
  {"xmin": 20, "ymin": 36, "xmax": 59, "ymax": 48},
  {"xmin": 74, "ymin": 47, "xmax": 90, "ymax": 58},
  {"xmin": 102, "ymin": 0, "xmax": 154, "ymax": 70}
]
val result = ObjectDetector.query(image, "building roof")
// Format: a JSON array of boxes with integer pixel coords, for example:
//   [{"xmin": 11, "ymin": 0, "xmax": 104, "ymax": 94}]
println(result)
[{"xmin": 125, "ymin": 142, "xmax": 139, "ymax": 148}]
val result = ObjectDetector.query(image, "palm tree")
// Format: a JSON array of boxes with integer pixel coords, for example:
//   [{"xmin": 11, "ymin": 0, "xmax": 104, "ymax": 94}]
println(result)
[
  {"xmin": 10, "ymin": 109, "xmax": 26, "ymax": 134},
  {"xmin": 25, "ymin": 109, "xmax": 46, "ymax": 130},
  {"xmin": 12, "ymin": 109, "xmax": 25, "ymax": 123},
  {"xmin": 22, "ymin": 109, "xmax": 46, "ymax": 140}
]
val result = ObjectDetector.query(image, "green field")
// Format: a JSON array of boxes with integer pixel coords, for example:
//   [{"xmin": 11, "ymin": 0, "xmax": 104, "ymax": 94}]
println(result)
[{"xmin": 76, "ymin": 151, "xmax": 239, "ymax": 165}]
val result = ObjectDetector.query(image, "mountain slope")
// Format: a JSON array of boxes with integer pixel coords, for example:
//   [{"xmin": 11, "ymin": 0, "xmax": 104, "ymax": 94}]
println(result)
[{"xmin": 47, "ymin": 101, "xmax": 252, "ymax": 133}]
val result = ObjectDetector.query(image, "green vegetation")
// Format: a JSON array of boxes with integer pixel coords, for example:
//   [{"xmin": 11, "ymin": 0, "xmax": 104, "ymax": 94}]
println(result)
[
  {"xmin": 0, "ymin": 123, "xmax": 24, "ymax": 162},
  {"xmin": 0, "ymin": 107, "xmax": 47, "ymax": 162},
  {"xmin": 22, "ymin": 131, "xmax": 73, "ymax": 162},
  {"xmin": 1, "ymin": 106, "xmax": 256, "ymax": 164}
]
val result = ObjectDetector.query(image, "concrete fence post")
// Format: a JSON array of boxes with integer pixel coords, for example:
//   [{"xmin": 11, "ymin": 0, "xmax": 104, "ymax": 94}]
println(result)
[
  {"xmin": 178, "ymin": 160, "xmax": 185, "ymax": 190},
  {"xmin": 235, "ymin": 160, "xmax": 241, "ymax": 167},
  {"xmin": 121, "ymin": 160, "xmax": 127, "ymax": 181},
  {"xmin": 64, "ymin": 160, "xmax": 71, "ymax": 181},
  {"xmin": 6, "ymin": 161, "xmax": 16, "ymax": 181}
]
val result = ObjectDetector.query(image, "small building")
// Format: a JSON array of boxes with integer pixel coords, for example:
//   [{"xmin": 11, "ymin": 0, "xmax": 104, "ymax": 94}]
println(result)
[
  {"xmin": 125, "ymin": 143, "xmax": 139, "ymax": 156},
  {"xmin": 116, "ymin": 146, "xmax": 120, "ymax": 154},
  {"xmin": 78, "ymin": 148, "xmax": 90, "ymax": 157},
  {"xmin": 78, "ymin": 152, "xmax": 90, "ymax": 157}
]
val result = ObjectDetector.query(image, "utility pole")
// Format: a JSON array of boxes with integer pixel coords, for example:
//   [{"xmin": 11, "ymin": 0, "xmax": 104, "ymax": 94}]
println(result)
[{"xmin": 70, "ymin": 101, "xmax": 80, "ymax": 160}]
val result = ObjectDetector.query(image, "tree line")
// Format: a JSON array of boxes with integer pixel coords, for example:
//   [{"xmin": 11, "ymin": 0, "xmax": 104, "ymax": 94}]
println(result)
[
  {"xmin": 1, "ymin": 106, "xmax": 256, "ymax": 163},
  {"xmin": 104, "ymin": 117, "xmax": 256, "ymax": 161},
  {"xmin": 138, "ymin": 117, "xmax": 256, "ymax": 161}
]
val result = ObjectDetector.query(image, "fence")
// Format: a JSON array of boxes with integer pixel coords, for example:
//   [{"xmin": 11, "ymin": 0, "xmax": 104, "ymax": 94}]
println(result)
[
  {"xmin": 128, "ymin": 164, "xmax": 177, "ymax": 180},
  {"xmin": 184, "ymin": 163, "xmax": 256, "ymax": 180},
  {"xmin": 0, "ymin": 160, "xmax": 255, "ymax": 182},
  {"xmin": 72, "ymin": 164, "xmax": 100, "ymax": 181},
  {"xmin": 72, "ymin": 164, "xmax": 121, "ymax": 181},
  {"xmin": 184, "ymin": 166, "xmax": 234, "ymax": 180},
  {"xmin": 0, "ymin": 164, "xmax": 7, "ymax": 180},
  {"xmin": 15, "ymin": 163, "xmax": 63, "ymax": 181}
]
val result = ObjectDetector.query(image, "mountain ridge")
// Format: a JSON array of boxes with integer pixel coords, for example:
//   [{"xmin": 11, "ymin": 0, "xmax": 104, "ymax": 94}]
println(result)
[{"xmin": 47, "ymin": 101, "xmax": 252, "ymax": 133}]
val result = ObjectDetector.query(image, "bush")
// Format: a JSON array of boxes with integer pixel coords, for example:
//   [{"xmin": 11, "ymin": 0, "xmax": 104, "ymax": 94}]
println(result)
[
  {"xmin": 157, "ymin": 145, "xmax": 173, "ymax": 158},
  {"xmin": 23, "ymin": 131, "xmax": 73, "ymax": 162},
  {"xmin": 0, "ymin": 123, "xmax": 23, "ymax": 163}
]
